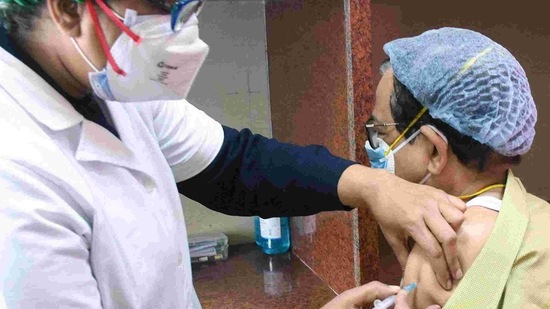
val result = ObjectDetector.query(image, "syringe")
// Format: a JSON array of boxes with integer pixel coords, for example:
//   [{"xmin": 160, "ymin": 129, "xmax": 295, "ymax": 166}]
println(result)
[{"xmin": 372, "ymin": 282, "xmax": 417, "ymax": 309}]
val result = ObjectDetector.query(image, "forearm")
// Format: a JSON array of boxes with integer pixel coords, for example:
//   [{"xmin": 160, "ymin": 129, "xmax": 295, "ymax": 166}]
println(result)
[
  {"xmin": 337, "ymin": 164, "xmax": 389, "ymax": 208},
  {"xmin": 177, "ymin": 125, "xmax": 356, "ymax": 217}
]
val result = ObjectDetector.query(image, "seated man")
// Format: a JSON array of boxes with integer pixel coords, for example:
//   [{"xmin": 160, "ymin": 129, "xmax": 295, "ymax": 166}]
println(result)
[{"xmin": 365, "ymin": 27, "xmax": 550, "ymax": 308}]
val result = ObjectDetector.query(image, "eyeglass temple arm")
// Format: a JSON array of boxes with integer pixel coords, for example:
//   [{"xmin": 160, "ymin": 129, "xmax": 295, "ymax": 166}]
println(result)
[{"xmin": 365, "ymin": 122, "xmax": 403, "ymax": 128}]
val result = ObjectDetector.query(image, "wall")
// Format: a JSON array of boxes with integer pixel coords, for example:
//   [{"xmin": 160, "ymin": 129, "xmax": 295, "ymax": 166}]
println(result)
[
  {"xmin": 266, "ymin": 0, "xmax": 379, "ymax": 293},
  {"xmin": 183, "ymin": 1, "xmax": 271, "ymax": 244},
  {"xmin": 370, "ymin": 2, "xmax": 403, "ymax": 285}
]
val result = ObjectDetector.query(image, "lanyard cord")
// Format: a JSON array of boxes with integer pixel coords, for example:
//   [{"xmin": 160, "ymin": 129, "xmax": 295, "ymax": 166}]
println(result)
[{"xmin": 458, "ymin": 184, "xmax": 506, "ymax": 200}]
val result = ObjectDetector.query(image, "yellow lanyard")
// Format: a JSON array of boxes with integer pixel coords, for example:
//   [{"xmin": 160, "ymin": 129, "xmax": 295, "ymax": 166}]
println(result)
[{"xmin": 458, "ymin": 184, "xmax": 506, "ymax": 200}]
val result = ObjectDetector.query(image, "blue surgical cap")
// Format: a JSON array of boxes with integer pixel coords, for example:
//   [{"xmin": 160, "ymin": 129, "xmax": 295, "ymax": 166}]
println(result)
[{"xmin": 383, "ymin": 27, "xmax": 537, "ymax": 156}]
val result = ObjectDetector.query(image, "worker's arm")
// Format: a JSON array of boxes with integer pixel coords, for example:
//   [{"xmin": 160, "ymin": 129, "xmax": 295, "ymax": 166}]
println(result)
[
  {"xmin": 177, "ymin": 125, "xmax": 355, "ymax": 217},
  {"xmin": 148, "ymin": 99, "xmax": 353, "ymax": 217},
  {"xmin": 154, "ymin": 99, "xmax": 465, "ymax": 287}
]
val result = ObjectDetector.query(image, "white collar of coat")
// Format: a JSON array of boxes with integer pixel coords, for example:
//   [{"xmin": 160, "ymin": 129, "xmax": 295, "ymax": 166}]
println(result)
[
  {"xmin": 0, "ymin": 47, "xmax": 159, "ymax": 192},
  {"xmin": 0, "ymin": 46, "xmax": 84, "ymax": 131}
]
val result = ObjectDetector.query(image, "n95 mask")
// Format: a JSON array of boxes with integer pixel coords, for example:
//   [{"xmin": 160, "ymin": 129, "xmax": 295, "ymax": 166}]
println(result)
[
  {"xmin": 364, "ymin": 129, "xmax": 423, "ymax": 175},
  {"xmin": 87, "ymin": 11, "xmax": 209, "ymax": 102}
]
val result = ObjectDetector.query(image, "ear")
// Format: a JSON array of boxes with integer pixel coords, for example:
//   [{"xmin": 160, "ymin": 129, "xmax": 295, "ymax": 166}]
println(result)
[
  {"xmin": 46, "ymin": 0, "xmax": 83, "ymax": 37},
  {"xmin": 420, "ymin": 125, "xmax": 448, "ymax": 176}
]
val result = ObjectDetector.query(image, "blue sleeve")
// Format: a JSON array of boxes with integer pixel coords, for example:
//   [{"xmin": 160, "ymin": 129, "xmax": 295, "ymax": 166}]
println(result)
[{"xmin": 177, "ymin": 125, "xmax": 355, "ymax": 218}]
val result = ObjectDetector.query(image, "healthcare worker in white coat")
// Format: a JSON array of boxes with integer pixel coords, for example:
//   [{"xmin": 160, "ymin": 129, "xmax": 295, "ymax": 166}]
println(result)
[{"xmin": 0, "ymin": 0, "xmax": 466, "ymax": 307}]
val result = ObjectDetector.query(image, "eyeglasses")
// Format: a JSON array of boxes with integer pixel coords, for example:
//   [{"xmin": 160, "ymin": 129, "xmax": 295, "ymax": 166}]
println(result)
[
  {"xmin": 365, "ymin": 120, "xmax": 403, "ymax": 149},
  {"xmin": 365, "ymin": 106, "xmax": 428, "ymax": 152},
  {"xmin": 146, "ymin": 0, "xmax": 205, "ymax": 32}
]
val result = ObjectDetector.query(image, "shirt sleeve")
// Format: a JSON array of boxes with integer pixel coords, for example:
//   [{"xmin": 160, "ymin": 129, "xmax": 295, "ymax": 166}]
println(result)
[
  {"xmin": 0, "ymin": 161, "xmax": 101, "ymax": 309},
  {"xmin": 151, "ymin": 99, "xmax": 224, "ymax": 183},
  {"xmin": 176, "ymin": 125, "xmax": 356, "ymax": 218}
]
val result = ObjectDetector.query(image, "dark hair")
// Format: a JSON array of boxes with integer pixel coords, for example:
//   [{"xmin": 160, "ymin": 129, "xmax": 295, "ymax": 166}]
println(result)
[
  {"xmin": 380, "ymin": 59, "xmax": 521, "ymax": 172},
  {"xmin": 0, "ymin": 1, "xmax": 45, "ymax": 36}
]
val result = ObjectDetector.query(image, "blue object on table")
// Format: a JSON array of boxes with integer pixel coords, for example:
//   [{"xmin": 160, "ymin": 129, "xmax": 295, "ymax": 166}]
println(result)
[{"xmin": 254, "ymin": 217, "xmax": 290, "ymax": 254}]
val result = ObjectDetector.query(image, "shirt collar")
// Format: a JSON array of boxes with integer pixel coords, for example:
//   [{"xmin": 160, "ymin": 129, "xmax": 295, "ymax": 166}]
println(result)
[{"xmin": 0, "ymin": 30, "xmax": 83, "ymax": 131}]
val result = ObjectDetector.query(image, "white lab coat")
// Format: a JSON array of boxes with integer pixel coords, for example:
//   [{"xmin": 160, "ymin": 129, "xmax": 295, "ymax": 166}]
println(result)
[{"xmin": 0, "ymin": 46, "xmax": 224, "ymax": 308}]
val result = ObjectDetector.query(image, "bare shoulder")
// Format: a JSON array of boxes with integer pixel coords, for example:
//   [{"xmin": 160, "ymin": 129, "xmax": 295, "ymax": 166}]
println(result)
[
  {"xmin": 455, "ymin": 206, "xmax": 498, "ymax": 270},
  {"xmin": 402, "ymin": 206, "xmax": 499, "ymax": 308}
]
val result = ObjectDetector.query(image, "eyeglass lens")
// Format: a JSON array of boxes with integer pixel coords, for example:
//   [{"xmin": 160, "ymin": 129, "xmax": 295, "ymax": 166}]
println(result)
[{"xmin": 171, "ymin": 0, "xmax": 204, "ymax": 31}]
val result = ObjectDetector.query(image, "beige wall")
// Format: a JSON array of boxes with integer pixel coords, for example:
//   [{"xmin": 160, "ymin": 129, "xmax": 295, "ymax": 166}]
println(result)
[
  {"xmin": 182, "ymin": 1, "xmax": 270, "ymax": 244},
  {"xmin": 373, "ymin": 0, "xmax": 550, "ymax": 201}
]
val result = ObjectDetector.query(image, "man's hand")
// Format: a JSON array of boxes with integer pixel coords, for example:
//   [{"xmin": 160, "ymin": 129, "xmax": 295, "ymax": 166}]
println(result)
[{"xmin": 338, "ymin": 165, "xmax": 466, "ymax": 290}]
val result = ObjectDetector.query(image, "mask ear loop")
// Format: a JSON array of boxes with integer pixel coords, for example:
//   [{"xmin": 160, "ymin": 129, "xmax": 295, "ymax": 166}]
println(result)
[
  {"xmin": 392, "ymin": 129, "xmax": 422, "ymax": 154},
  {"xmin": 85, "ymin": 0, "xmax": 142, "ymax": 76},
  {"xmin": 419, "ymin": 173, "xmax": 432, "ymax": 185},
  {"xmin": 71, "ymin": 38, "xmax": 100, "ymax": 72},
  {"xmin": 425, "ymin": 125, "xmax": 448, "ymax": 144}
]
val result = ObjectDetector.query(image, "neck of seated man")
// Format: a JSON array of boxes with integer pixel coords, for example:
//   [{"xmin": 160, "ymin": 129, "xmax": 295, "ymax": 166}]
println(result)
[{"xmin": 430, "ymin": 151, "xmax": 512, "ymax": 199}]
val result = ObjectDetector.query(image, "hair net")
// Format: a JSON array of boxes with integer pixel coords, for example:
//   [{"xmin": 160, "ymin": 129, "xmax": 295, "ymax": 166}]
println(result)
[{"xmin": 383, "ymin": 27, "xmax": 537, "ymax": 156}]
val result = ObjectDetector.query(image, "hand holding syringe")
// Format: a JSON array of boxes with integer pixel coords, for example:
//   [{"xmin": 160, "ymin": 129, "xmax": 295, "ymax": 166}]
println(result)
[{"xmin": 373, "ymin": 283, "xmax": 417, "ymax": 309}]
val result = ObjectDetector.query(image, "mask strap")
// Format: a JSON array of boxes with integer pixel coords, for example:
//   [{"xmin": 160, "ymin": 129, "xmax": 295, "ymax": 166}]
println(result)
[
  {"xmin": 391, "ymin": 124, "xmax": 449, "ymax": 155},
  {"xmin": 426, "ymin": 125, "xmax": 448, "ymax": 144},
  {"xmin": 419, "ymin": 173, "xmax": 432, "ymax": 185},
  {"xmin": 85, "ymin": 0, "xmax": 144, "ymax": 76},
  {"xmin": 70, "ymin": 38, "xmax": 100, "ymax": 72},
  {"xmin": 392, "ymin": 129, "xmax": 422, "ymax": 154},
  {"xmin": 94, "ymin": 0, "xmax": 142, "ymax": 44},
  {"xmin": 111, "ymin": 8, "xmax": 124, "ymax": 20},
  {"xmin": 86, "ymin": 0, "xmax": 126, "ymax": 76}
]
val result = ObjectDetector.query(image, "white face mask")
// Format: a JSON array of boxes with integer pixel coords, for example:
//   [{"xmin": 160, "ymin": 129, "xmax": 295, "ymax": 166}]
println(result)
[
  {"xmin": 73, "ymin": 10, "xmax": 209, "ymax": 102},
  {"xmin": 364, "ymin": 125, "xmax": 448, "ymax": 184}
]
